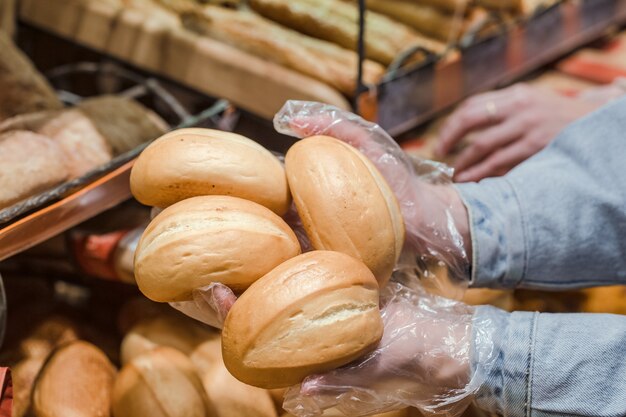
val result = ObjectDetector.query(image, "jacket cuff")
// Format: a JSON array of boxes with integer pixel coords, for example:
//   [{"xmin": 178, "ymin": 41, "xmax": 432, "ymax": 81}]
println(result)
[
  {"xmin": 473, "ymin": 308, "xmax": 538, "ymax": 417},
  {"xmin": 455, "ymin": 179, "xmax": 527, "ymax": 289}
]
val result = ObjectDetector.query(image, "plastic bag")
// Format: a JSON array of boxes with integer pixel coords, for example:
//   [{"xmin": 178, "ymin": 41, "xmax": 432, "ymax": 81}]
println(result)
[
  {"xmin": 282, "ymin": 279, "xmax": 506, "ymax": 417},
  {"xmin": 274, "ymin": 101, "xmax": 470, "ymax": 299}
]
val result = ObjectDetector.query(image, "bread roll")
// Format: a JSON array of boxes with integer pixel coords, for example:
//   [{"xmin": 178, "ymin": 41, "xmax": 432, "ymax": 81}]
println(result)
[
  {"xmin": 38, "ymin": 109, "xmax": 113, "ymax": 178},
  {"xmin": 285, "ymin": 136, "xmax": 404, "ymax": 285},
  {"xmin": 134, "ymin": 195, "xmax": 301, "ymax": 301},
  {"xmin": 130, "ymin": 128, "xmax": 291, "ymax": 214},
  {"xmin": 12, "ymin": 356, "xmax": 46, "ymax": 417},
  {"xmin": 112, "ymin": 347, "xmax": 214, "ymax": 417},
  {"xmin": 121, "ymin": 314, "xmax": 218, "ymax": 365},
  {"xmin": 32, "ymin": 341, "xmax": 116, "ymax": 417},
  {"xmin": 0, "ymin": 130, "xmax": 69, "ymax": 209},
  {"xmin": 222, "ymin": 251, "xmax": 383, "ymax": 389},
  {"xmin": 191, "ymin": 338, "xmax": 278, "ymax": 417}
]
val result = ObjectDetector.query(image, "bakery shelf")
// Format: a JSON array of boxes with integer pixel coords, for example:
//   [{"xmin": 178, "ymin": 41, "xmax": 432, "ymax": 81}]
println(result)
[{"xmin": 373, "ymin": 0, "xmax": 626, "ymax": 135}]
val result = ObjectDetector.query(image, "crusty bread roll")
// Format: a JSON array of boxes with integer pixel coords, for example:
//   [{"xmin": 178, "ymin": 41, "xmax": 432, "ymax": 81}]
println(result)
[
  {"xmin": 32, "ymin": 341, "xmax": 116, "ymax": 417},
  {"xmin": 12, "ymin": 356, "xmax": 46, "ymax": 417},
  {"xmin": 112, "ymin": 347, "xmax": 213, "ymax": 417},
  {"xmin": 191, "ymin": 338, "xmax": 278, "ymax": 417},
  {"xmin": 0, "ymin": 130, "xmax": 69, "ymax": 209},
  {"xmin": 222, "ymin": 251, "xmax": 383, "ymax": 389},
  {"xmin": 130, "ymin": 128, "xmax": 291, "ymax": 214},
  {"xmin": 121, "ymin": 314, "xmax": 218, "ymax": 365},
  {"xmin": 38, "ymin": 109, "xmax": 113, "ymax": 178},
  {"xmin": 285, "ymin": 136, "xmax": 404, "ymax": 285},
  {"xmin": 134, "ymin": 195, "xmax": 301, "ymax": 301}
]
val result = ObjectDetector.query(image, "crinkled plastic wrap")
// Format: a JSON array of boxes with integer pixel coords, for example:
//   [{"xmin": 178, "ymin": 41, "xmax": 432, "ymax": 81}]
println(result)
[
  {"xmin": 274, "ymin": 100, "xmax": 470, "ymax": 299},
  {"xmin": 283, "ymin": 280, "xmax": 507, "ymax": 417}
]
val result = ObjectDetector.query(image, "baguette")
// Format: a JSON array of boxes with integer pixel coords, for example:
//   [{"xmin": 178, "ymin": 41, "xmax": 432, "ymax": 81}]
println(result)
[
  {"xmin": 248, "ymin": 0, "xmax": 446, "ymax": 65},
  {"xmin": 0, "ymin": 131, "xmax": 69, "ymax": 210},
  {"xmin": 0, "ymin": 32, "xmax": 62, "ymax": 122},
  {"xmin": 358, "ymin": 0, "xmax": 488, "ymax": 42},
  {"xmin": 179, "ymin": 5, "xmax": 384, "ymax": 94}
]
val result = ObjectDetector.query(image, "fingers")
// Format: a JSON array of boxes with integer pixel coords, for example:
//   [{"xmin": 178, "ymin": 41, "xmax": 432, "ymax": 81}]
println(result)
[
  {"xmin": 452, "ymin": 118, "xmax": 526, "ymax": 174},
  {"xmin": 437, "ymin": 84, "xmax": 535, "ymax": 157},
  {"xmin": 455, "ymin": 139, "xmax": 536, "ymax": 183}
]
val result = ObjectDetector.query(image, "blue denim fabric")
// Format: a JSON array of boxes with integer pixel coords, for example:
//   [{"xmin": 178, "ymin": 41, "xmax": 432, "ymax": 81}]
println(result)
[
  {"xmin": 474, "ymin": 308, "xmax": 626, "ymax": 417},
  {"xmin": 457, "ymin": 97, "xmax": 626, "ymax": 415}
]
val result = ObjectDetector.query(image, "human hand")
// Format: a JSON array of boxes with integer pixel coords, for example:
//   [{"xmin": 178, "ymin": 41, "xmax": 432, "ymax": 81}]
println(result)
[
  {"xmin": 283, "ymin": 281, "xmax": 506, "ymax": 417},
  {"xmin": 275, "ymin": 101, "xmax": 472, "ymax": 294},
  {"xmin": 436, "ymin": 83, "xmax": 599, "ymax": 182}
]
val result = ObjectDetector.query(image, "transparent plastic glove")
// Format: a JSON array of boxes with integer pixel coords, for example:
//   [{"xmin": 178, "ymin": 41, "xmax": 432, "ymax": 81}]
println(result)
[
  {"xmin": 283, "ymin": 281, "xmax": 505, "ymax": 417},
  {"xmin": 169, "ymin": 283, "xmax": 237, "ymax": 329},
  {"xmin": 274, "ymin": 101, "xmax": 471, "ymax": 298}
]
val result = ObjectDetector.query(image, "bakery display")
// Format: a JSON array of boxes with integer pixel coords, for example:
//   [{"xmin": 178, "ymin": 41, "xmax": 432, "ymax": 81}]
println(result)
[
  {"xmin": 134, "ymin": 195, "xmax": 301, "ymax": 301},
  {"xmin": 222, "ymin": 251, "xmax": 383, "ymax": 389},
  {"xmin": 130, "ymin": 128, "xmax": 291, "ymax": 214},
  {"xmin": 285, "ymin": 135, "xmax": 405, "ymax": 285}
]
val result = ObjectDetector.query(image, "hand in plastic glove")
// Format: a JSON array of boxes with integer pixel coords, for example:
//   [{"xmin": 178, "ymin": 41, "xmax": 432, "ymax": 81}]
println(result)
[
  {"xmin": 283, "ymin": 281, "xmax": 506, "ymax": 417},
  {"xmin": 275, "ymin": 101, "xmax": 472, "ymax": 295},
  {"xmin": 436, "ymin": 83, "xmax": 600, "ymax": 182}
]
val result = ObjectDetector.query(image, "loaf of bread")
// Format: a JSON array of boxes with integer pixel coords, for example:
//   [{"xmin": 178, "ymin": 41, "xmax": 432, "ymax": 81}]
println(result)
[
  {"xmin": 0, "ymin": 32, "xmax": 62, "ymax": 122},
  {"xmin": 222, "ymin": 251, "xmax": 383, "ymax": 389},
  {"xmin": 112, "ymin": 347, "xmax": 213, "ymax": 417},
  {"xmin": 285, "ymin": 136, "xmax": 404, "ymax": 285},
  {"xmin": 0, "ymin": 130, "xmax": 69, "ymax": 210},
  {"xmin": 356, "ymin": 0, "xmax": 488, "ymax": 42},
  {"xmin": 134, "ymin": 195, "xmax": 301, "ymax": 301},
  {"xmin": 179, "ymin": 5, "xmax": 384, "ymax": 94},
  {"xmin": 191, "ymin": 338, "xmax": 278, "ymax": 417},
  {"xmin": 248, "ymin": 0, "xmax": 446, "ymax": 65},
  {"xmin": 130, "ymin": 128, "xmax": 291, "ymax": 214},
  {"xmin": 32, "ymin": 341, "xmax": 117, "ymax": 417}
]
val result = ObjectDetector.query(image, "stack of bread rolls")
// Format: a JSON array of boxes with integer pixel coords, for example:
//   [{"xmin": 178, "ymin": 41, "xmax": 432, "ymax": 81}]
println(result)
[{"xmin": 131, "ymin": 128, "xmax": 405, "ymax": 394}]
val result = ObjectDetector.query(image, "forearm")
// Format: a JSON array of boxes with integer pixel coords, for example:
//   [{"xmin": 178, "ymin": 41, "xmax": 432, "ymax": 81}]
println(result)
[
  {"xmin": 456, "ymin": 97, "xmax": 626, "ymax": 289},
  {"xmin": 474, "ymin": 307, "xmax": 626, "ymax": 417}
]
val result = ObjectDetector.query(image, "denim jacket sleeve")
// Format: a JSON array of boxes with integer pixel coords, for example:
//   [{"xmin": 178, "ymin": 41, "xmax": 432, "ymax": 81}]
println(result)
[
  {"xmin": 473, "ymin": 307, "xmax": 626, "ymax": 417},
  {"xmin": 456, "ymin": 97, "xmax": 626, "ymax": 290}
]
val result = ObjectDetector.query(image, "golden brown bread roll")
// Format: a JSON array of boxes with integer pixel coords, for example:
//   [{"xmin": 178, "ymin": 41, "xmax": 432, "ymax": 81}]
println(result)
[
  {"xmin": 32, "ymin": 341, "xmax": 117, "ymax": 417},
  {"xmin": 0, "ymin": 130, "xmax": 69, "ymax": 209},
  {"xmin": 285, "ymin": 135, "xmax": 404, "ymax": 285},
  {"xmin": 130, "ymin": 128, "xmax": 291, "ymax": 214},
  {"xmin": 120, "ymin": 314, "xmax": 218, "ymax": 365},
  {"xmin": 12, "ymin": 356, "xmax": 46, "ymax": 417},
  {"xmin": 134, "ymin": 195, "xmax": 301, "ymax": 301},
  {"xmin": 191, "ymin": 338, "xmax": 278, "ymax": 417},
  {"xmin": 112, "ymin": 347, "xmax": 214, "ymax": 417},
  {"xmin": 222, "ymin": 251, "xmax": 383, "ymax": 389}
]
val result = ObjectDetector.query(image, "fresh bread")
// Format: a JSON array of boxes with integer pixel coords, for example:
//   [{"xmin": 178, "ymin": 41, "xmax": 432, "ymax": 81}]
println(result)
[
  {"xmin": 134, "ymin": 195, "xmax": 301, "ymax": 301},
  {"xmin": 130, "ymin": 128, "xmax": 290, "ymax": 214},
  {"xmin": 191, "ymin": 338, "xmax": 278, "ymax": 417},
  {"xmin": 12, "ymin": 356, "xmax": 46, "ymax": 417},
  {"xmin": 476, "ymin": 0, "xmax": 558, "ymax": 14},
  {"xmin": 38, "ymin": 109, "xmax": 113, "ymax": 178},
  {"xmin": 112, "ymin": 347, "xmax": 214, "ymax": 417},
  {"xmin": 32, "ymin": 341, "xmax": 116, "ymax": 417},
  {"xmin": 0, "ymin": 130, "xmax": 69, "ymax": 210},
  {"xmin": 0, "ymin": 32, "xmax": 62, "ymax": 122},
  {"xmin": 248, "ymin": 0, "xmax": 446, "ymax": 65},
  {"xmin": 285, "ymin": 136, "xmax": 404, "ymax": 285},
  {"xmin": 412, "ymin": 0, "xmax": 469, "ymax": 14},
  {"xmin": 222, "ymin": 251, "xmax": 383, "ymax": 389},
  {"xmin": 120, "ymin": 314, "xmax": 218, "ymax": 365},
  {"xmin": 179, "ymin": 5, "xmax": 384, "ymax": 94}
]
